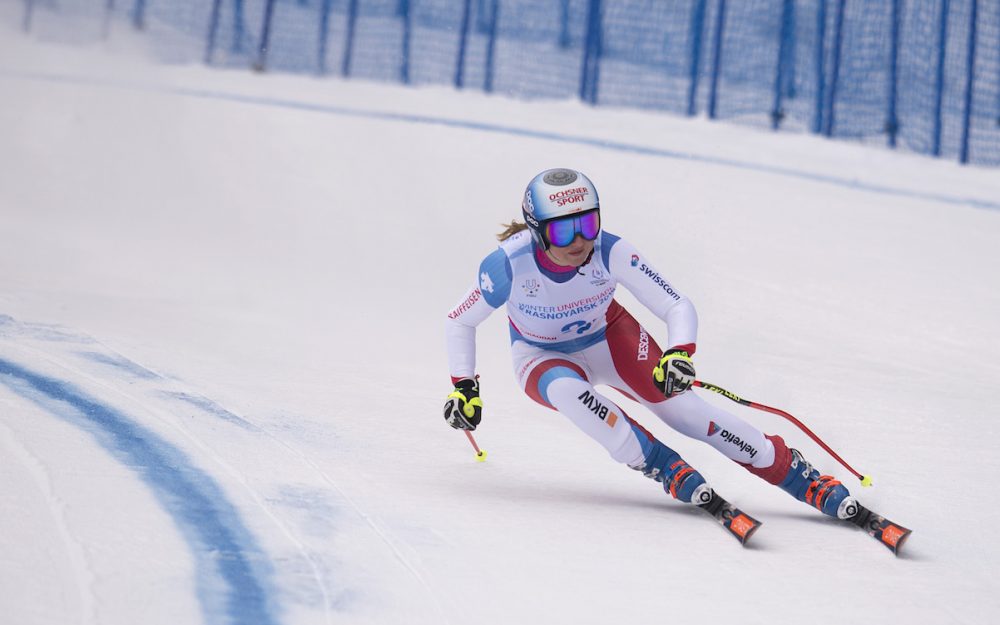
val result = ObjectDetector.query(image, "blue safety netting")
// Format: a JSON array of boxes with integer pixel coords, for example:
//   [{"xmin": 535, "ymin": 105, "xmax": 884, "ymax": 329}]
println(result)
[{"xmin": 13, "ymin": 0, "xmax": 1000, "ymax": 166}]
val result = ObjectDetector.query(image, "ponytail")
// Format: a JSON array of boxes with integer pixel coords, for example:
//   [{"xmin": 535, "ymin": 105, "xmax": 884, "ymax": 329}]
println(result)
[{"xmin": 496, "ymin": 221, "xmax": 529, "ymax": 242}]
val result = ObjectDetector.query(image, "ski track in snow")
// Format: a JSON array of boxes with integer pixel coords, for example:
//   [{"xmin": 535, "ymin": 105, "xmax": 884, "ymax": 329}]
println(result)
[
  {"xmin": 0, "ymin": 353, "xmax": 280, "ymax": 625},
  {"xmin": 0, "ymin": 315, "xmax": 452, "ymax": 625},
  {"xmin": 0, "ymin": 317, "xmax": 287, "ymax": 623},
  {"xmin": 0, "ymin": 413, "xmax": 98, "ymax": 624},
  {"xmin": 68, "ymin": 333, "xmax": 453, "ymax": 624}
]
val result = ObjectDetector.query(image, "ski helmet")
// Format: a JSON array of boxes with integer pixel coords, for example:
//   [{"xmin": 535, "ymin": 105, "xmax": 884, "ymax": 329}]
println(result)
[{"xmin": 521, "ymin": 168, "xmax": 600, "ymax": 249}]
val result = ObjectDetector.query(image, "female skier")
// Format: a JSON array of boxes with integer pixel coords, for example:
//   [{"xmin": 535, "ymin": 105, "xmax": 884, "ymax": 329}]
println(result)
[{"xmin": 442, "ymin": 168, "xmax": 863, "ymax": 533}]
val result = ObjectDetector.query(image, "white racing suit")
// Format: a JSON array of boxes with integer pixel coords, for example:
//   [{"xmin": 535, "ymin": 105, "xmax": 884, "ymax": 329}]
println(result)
[{"xmin": 445, "ymin": 230, "xmax": 794, "ymax": 499}]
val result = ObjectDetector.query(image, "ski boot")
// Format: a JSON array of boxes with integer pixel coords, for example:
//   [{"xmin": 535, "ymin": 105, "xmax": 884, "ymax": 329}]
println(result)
[
  {"xmin": 631, "ymin": 438, "xmax": 709, "ymax": 504},
  {"xmin": 633, "ymin": 439, "xmax": 761, "ymax": 543},
  {"xmin": 780, "ymin": 449, "xmax": 856, "ymax": 519},
  {"xmin": 779, "ymin": 449, "xmax": 911, "ymax": 553}
]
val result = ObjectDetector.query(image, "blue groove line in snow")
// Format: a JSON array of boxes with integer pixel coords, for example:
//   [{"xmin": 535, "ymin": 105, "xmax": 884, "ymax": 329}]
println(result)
[
  {"xmin": 3, "ymin": 69, "xmax": 999, "ymax": 212},
  {"xmin": 0, "ymin": 357, "xmax": 278, "ymax": 625},
  {"xmin": 165, "ymin": 390, "xmax": 261, "ymax": 432},
  {"xmin": 76, "ymin": 350, "xmax": 162, "ymax": 380}
]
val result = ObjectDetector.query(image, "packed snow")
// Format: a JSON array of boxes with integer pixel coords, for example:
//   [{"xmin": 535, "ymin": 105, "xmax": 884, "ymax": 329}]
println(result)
[{"xmin": 2, "ymin": 19, "xmax": 1000, "ymax": 625}]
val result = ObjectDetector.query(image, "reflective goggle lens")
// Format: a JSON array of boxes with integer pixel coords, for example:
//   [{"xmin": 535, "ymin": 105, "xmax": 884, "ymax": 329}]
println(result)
[
  {"xmin": 578, "ymin": 211, "xmax": 601, "ymax": 239},
  {"xmin": 543, "ymin": 211, "xmax": 600, "ymax": 247}
]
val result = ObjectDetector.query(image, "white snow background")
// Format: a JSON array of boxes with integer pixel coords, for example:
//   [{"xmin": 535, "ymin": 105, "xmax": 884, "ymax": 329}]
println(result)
[{"xmin": 2, "ymin": 14, "xmax": 1000, "ymax": 625}]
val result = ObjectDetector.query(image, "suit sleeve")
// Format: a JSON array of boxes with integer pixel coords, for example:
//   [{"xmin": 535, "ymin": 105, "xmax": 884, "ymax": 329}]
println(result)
[
  {"xmin": 605, "ymin": 235, "xmax": 698, "ymax": 351},
  {"xmin": 444, "ymin": 247, "xmax": 513, "ymax": 380}
]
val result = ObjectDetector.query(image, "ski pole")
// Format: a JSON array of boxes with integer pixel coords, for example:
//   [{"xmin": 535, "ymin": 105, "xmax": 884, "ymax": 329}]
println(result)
[
  {"xmin": 464, "ymin": 430, "xmax": 488, "ymax": 462},
  {"xmin": 693, "ymin": 380, "xmax": 873, "ymax": 487}
]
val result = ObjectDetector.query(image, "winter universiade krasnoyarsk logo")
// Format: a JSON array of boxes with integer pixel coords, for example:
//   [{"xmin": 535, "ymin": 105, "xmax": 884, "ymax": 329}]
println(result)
[{"xmin": 590, "ymin": 268, "xmax": 609, "ymax": 286}]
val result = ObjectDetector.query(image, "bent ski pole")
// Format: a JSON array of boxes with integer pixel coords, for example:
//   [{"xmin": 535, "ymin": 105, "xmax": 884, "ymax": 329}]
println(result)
[
  {"xmin": 465, "ymin": 430, "xmax": 488, "ymax": 462},
  {"xmin": 693, "ymin": 380, "xmax": 872, "ymax": 487}
]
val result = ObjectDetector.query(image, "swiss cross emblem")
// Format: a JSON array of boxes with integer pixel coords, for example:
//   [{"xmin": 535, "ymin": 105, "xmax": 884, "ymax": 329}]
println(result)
[{"xmin": 479, "ymin": 272, "xmax": 495, "ymax": 293}]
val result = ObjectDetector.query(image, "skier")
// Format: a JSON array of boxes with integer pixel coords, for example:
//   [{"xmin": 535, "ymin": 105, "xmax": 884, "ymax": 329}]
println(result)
[{"xmin": 443, "ymin": 168, "xmax": 862, "ymax": 531}]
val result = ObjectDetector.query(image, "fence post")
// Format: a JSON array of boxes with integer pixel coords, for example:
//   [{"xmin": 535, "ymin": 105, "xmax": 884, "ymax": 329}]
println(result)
[
  {"xmin": 812, "ymin": 0, "xmax": 827, "ymax": 134},
  {"xmin": 131, "ymin": 0, "xmax": 146, "ymax": 30},
  {"xmin": 476, "ymin": 0, "xmax": 490, "ymax": 34},
  {"xmin": 254, "ymin": 0, "xmax": 278, "ymax": 72},
  {"xmin": 579, "ymin": 0, "xmax": 593, "ymax": 101},
  {"xmin": 455, "ymin": 0, "xmax": 473, "ymax": 88},
  {"xmin": 400, "ymin": 0, "xmax": 413, "ymax": 84},
  {"xmin": 342, "ymin": 0, "xmax": 360, "ymax": 77},
  {"xmin": 588, "ymin": 0, "xmax": 603, "ymax": 104},
  {"xmin": 932, "ymin": 0, "xmax": 951, "ymax": 156},
  {"xmin": 707, "ymin": 0, "xmax": 727, "ymax": 120},
  {"xmin": 960, "ymin": 0, "xmax": 978, "ymax": 164},
  {"xmin": 824, "ymin": 0, "xmax": 845, "ymax": 137},
  {"xmin": 782, "ymin": 1, "xmax": 797, "ymax": 98},
  {"xmin": 318, "ymin": 0, "xmax": 333, "ymax": 74},
  {"xmin": 579, "ymin": 0, "xmax": 602, "ymax": 104},
  {"xmin": 232, "ymin": 0, "xmax": 246, "ymax": 53},
  {"xmin": 886, "ymin": 0, "xmax": 901, "ymax": 147},
  {"xmin": 559, "ymin": 0, "xmax": 571, "ymax": 48},
  {"xmin": 205, "ymin": 0, "xmax": 223, "ymax": 64},
  {"xmin": 23, "ymin": 0, "xmax": 34, "ymax": 33},
  {"xmin": 686, "ymin": 0, "xmax": 708, "ymax": 116},
  {"xmin": 484, "ymin": 0, "xmax": 500, "ymax": 93},
  {"xmin": 770, "ymin": 0, "xmax": 794, "ymax": 129},
  {"xmin": 103, "ymin": 0, "xmax": 114, "ymax": 40}
]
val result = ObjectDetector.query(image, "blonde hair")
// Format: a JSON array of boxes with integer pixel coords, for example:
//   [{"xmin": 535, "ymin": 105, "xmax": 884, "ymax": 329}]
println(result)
[{"xmin": 496, "ymin": 220, "xmax": 529, "ymax": 241}]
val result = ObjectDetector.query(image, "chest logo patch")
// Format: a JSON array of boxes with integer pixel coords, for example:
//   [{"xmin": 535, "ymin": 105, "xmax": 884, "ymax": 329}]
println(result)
[
  {"xmin": 561, "ymin": 320, "xmax": 593, "ymax": 335},
  {"xmin": 590, "ymin": 268, "xmax": 610, "ymax": 286}
]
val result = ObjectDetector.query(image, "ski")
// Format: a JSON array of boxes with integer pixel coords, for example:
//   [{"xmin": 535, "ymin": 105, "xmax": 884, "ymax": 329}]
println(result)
[
  {"xmin": 697, "ymin": 491, "xmax": 762, "ymax": 545},
  {"xmin": 847, "ymin": 502, "xmax": 911, "ymax": 555}
]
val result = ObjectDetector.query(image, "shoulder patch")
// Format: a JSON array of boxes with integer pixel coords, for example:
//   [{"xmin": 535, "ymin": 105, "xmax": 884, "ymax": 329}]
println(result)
[
  {"xmin": 478, "ymin": 247, "xmax": 513, "ymax": 307},
  {"xmin": 600, "ymin": 231, "xmax": 621, "ymax": 270}
]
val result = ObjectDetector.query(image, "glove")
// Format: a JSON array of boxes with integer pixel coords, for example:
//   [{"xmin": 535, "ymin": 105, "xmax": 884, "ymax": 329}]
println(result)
[
  {"xmin": 652, "ymin": 349, "xmax": 696, "ymax": 398},
  {"xmin": 443, "ymin": 377, "xmax": 483, "ymax": 430}
]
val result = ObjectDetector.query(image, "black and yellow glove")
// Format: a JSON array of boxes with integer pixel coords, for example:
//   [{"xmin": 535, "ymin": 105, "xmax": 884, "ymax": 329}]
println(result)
[
  {"xmin": 652, "ymin": 349, "xmax": 696, "ymax": 398},
  {"xmin": 443, "ymin": 377, "xmax": 483, "ymax": 430}
]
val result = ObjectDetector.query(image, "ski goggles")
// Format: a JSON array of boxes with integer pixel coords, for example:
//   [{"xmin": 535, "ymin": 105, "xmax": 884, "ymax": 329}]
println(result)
[{"xmin": 542, "ymin": 210, "xmax": 601, "ymax": 248}]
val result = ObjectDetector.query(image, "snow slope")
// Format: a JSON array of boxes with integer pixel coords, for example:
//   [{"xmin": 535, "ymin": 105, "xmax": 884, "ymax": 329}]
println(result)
[{"xmin": 2, "ymin": 24, "xmax": 1000, "ymax": 625}]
